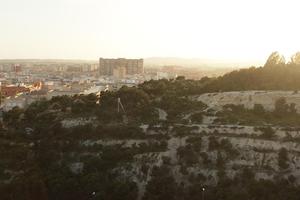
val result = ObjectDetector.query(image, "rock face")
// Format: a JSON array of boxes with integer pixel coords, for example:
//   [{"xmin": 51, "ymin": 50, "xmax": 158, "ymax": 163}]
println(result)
[
  {"xmin": 197, "ymin": 91, "xmax": 300, "ymax": 112},
  {"xmin": 157, "ymin": 108, "xmax": 167, "ymax": 120},
  {"xmin": 72, "ymin": 123, "xmax": 300, "ymax": 199},
  {"xmin": 69, "ymin": 162, "xmax": 84, "ymax": 174},
  {"xmin": 4, "ymin": 90, "xmax": 300, "ymax": 199},
  {"xmin": 61, "ymin": 117, "xmax": 97, "ymax": 128},
  {"xmin": 43, "ymin": 92, "xmax": 300, "ymax": 198}
]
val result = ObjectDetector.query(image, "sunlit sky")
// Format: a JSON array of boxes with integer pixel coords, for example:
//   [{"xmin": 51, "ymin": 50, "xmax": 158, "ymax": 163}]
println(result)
[{"xmin": 1, "ymin": 0, "xmax": 300, "ymax": 64}]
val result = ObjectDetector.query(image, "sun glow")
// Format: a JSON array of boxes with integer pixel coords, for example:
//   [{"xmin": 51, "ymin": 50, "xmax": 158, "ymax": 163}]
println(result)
[{"xmin": 0, "ymin": 0, "xmax": 300, "ymax": 63}]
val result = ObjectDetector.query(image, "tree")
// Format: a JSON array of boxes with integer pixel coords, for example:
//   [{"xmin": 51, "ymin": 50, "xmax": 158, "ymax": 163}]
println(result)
[
  {"xmin": 216, "ymin": 151, "xmax": 225, "ymax": 169},
  {"xmin": 240, "ymin": 167, "xmax": 255, "ymax": 181},
  {"xmin": 289, "ymin": 103, "xmax": 297, "ymax": 114},
  {"xmin": 208, "ymin": 136, "xmax": 219, "ymax": 151},
  {"xmin": 290, "ymin": 52, "xmax": 300, "ymax": 65},
  {"xmin": 143, "ymin": 165, "xmax": 179, "ymax": 200},
  {"xmin": 274, "ymin": 97, "xmax": 289, "ymax": 114},
  {"xmin": 176, "ymin": 76, "xmax": 185, "ymax": 81},
  {"xmin": 258, "ymin": 127, "xmax": 275, "ymax": 139},
  {"xmin": 3, "ymin": 106, "xmax": 24, "ymax": 127},
  {"xmin": 190, "ymin": 112, "xmax": 203, "ymax": 123},
  {"xmin": 278, "ymin": 148, "xmax": 289, "ymax": 170},
  {"xmin": 264, "ymin": 51, "xmax": 286, "ymax": 68},
  {"xmin": 177, "ymin": 145, "xmax": 198, "ymax": 165},
  {"xmin": 253, "ymin": 104, "xmax": 265, "ymax": 114}
]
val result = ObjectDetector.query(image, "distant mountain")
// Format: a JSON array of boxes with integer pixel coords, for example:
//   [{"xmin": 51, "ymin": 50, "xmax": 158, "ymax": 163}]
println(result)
[
  {"xmin": 0, "ymin": 59, "xmax": 98, "ymax": 64},
  {"xmin": 0, "ymin": 57, "xmax": 259, "ymax": 68},
  {"xmin": 144, "ymin": 57, "xmax": 259, "ymax": 68}
]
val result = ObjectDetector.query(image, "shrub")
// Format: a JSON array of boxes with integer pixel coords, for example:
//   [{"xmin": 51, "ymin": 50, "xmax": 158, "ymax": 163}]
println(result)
[
  {"xmin": 190, "ymin": 112, "xmax": 203, "ymax": 123},
  {"xmin": 278, "ymin": 148, "xmax": 289, "ymax": 170}
]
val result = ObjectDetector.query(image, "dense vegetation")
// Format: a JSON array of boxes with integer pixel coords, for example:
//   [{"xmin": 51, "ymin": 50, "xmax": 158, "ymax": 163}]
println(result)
[
  {"xmin": 201, "ymin": 52, "xmax": 300, "ymax": 92},
  {"xmin": 0, "ymin": 82, "xmax": 207, "ymax": 200},
  {"xmin": 215, "ymin": 97, "xmax": 300, "ymax": 126},
  {"xmin": 2, "ymin": 52, "xmax": 300, "ymax": 199},
  {"xmin": 142, "ymin": 163, "xmax": 300, "ymax": 200},
  {"xmin": 139, "ymin": 52, "xmax": 300, "ymax": 96}
]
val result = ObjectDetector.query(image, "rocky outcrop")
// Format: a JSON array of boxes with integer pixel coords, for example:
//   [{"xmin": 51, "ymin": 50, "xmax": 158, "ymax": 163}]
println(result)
[{"xmin": 197, "ymin": 91, "xmax": 300, "ymax": 112}]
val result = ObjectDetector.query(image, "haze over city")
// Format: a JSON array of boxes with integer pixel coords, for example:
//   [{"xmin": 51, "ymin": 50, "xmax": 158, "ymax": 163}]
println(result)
[{"xmin": 1, "ymin": 0, "xmax": 300, "ymax": 66}]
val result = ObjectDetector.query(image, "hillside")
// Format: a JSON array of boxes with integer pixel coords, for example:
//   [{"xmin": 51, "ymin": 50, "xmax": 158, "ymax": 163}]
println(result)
[
  {"xmin": 197, "ymin": 91, "xmax": 300, "ymax": 113},
  {"xmin": 202, "ymin": 65, "xmax": 300, "ymax": 92},
  {"xmin": 3, "ymin": 62, "xmax": 300, "ymax": 199}
]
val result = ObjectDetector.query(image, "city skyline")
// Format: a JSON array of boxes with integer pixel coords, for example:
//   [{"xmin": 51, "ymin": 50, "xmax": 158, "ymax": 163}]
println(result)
[{"xmin": 1, "ymin": 0, "xmax": 300, "ymax": 64}]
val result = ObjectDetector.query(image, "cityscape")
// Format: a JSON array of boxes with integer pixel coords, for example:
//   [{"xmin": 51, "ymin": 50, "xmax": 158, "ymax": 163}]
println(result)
[
  {"xmin": 1, "ymin": 0, "xmax": 300, "ymax": 200},
  {"xmin": 0, "ymin": 58, "xmax": 233, "ymax": 111}
]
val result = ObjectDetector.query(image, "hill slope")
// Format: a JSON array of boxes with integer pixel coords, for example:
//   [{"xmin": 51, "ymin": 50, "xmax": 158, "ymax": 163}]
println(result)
[{"xmin": 2, "ymin": 64, "xmax": 300, "ymax": 199}]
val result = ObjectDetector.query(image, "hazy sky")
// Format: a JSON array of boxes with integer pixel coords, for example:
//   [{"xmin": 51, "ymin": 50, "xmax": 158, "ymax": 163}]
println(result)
[{"xmin": 1, "ymin": 0, "xmax": 300, "ymax": 63}]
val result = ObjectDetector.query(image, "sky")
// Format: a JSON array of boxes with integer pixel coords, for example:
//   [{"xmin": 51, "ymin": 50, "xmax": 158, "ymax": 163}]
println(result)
[{"xmin": 0, "ymin": 0, "xmax": 300, "ymax": 64}]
